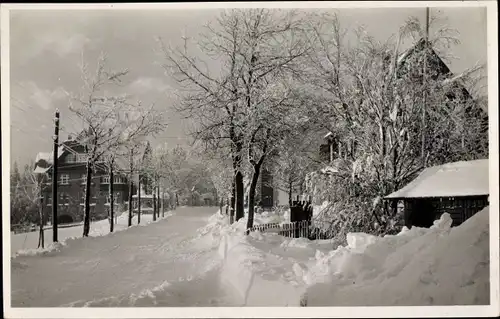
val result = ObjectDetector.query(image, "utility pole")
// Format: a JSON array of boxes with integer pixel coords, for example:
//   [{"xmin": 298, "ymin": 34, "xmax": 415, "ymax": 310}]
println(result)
[
  {"xmin": 109, "ymin": 161, "xmax": 114, "ymax": 233},
  {"xmin": 152, "ymin": 177, "xmax": 157, "ymax": 222},
  {"xmin": 421, "ymin": 7, "xmax": 430, "ymax": 168},
  {"xmin": 52, "ymin": 109, "xmax": 60, "ymax": 243},
  {"xmin": 137, "ymin": 176, "xmax": 141, "ymax": 224}
]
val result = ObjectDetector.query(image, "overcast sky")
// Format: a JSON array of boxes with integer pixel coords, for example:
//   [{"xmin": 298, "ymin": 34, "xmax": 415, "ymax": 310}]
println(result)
[{"xmin": 8, "ymin": 6, "xmax": 487, "ymax": 168}]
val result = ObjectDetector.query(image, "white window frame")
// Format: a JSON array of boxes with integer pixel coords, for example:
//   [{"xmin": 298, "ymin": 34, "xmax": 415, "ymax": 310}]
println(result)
[
  {"xmin": 60, "ymin": 174, "xmax": 69, "ymax": 185},
  {"xmin": 65, "ymin": 153, "xmax": 76, "ymax": 163},
  {"xmin": 102, "ymin": 175, "xmax": 111, "ymax": 184}
]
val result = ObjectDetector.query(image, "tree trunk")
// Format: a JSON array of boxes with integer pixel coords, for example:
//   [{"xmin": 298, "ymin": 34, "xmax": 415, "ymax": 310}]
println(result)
[
  {"xmin": 153, "ymin": 182, "xmax": 157, "ymax": 222},
  {"xmin": 138, "ymin": 177, "xmax": 141, "ymax": 225},
  {"xmin": 246, "ymin": 161, "xmax": 264, "ymax": 234},
  {"xmin": 83, "ymin": 160, "xmax": 92, "ymax": 237},
  {"xmin": 161, "ymin": 189, "xmax": 165, "ymax": 218},
  {"xmin": 156, "ymin": 179, "xmax": 163, "ymax": 218},
  {"xmin": 219, "ymin": 199, "xmax": 223, "ymax": 214},
  {"xmin": 234, "ymin": 139, "xmax": 245, "ymax": 221},
  {"xmin": 235, "ymin": 171, "xmax": 244, "ymax": 221},
  {"xmin": 38, "ymin": 193, "xmax": 44, "ymax": 248},
  {"xmin": 128, "ymin": 150, "xmax": 134, "ymax": 227},
  {"xmin": 128, "ymin": 179, "xmax": 133, "ymax": 227},
  {"xmin": 109, "ymin": 165, "xmax": 114, "ymax": 233},
  {"xmin": 230, "ymin": 178, "xmax": 235, "ymax": 224},
  {"xmin": 288, "ymin": 180, "xmax": 293, "ymax": 208}
]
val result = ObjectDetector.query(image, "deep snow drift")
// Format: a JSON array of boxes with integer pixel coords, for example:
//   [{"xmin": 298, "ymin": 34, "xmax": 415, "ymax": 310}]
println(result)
[{"xmin": 216, "ymin": 207, "xmax": 490, "ymax": 306}]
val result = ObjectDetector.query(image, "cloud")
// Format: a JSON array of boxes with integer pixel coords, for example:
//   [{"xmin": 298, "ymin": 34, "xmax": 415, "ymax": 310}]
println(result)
[
  {"xmin": 129, "ymin": 77, "xmax": 171, "ymax": 94},
  {"xmin": 40, "ymin": 33, "xmax": 91, "ymax": 58},
  {"xmin": 14, "ymin": 82, "xmax": 70, "ymax": 111}
]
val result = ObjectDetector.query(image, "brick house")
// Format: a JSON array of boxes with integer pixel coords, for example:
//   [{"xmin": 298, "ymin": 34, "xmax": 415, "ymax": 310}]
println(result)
[{"xmin": 34, "ymin": 135, "xmax": 132, "ymax": 224}]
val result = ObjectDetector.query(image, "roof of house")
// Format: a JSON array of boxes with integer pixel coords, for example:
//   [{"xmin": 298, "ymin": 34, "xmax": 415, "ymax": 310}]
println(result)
[
  {"xmin": 385, "ymin": 159, "xmax": 489, "ymax": 199},
  {"xmin": 33, "ymin": 138, "xmax": 141, "ymax": 174}
]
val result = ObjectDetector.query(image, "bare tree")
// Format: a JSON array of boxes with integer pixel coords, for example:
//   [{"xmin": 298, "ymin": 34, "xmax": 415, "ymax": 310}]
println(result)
[
  {"xmin": 21, "ymin": 170, "xmax": 47, "ymax": 248},
  {"xmin": 158, "ymin": 9, "xmax": 310, "ymax": 224},
  {"xmin": 70, "ymin": 53, "xmax": 166, "ymax": 236}
]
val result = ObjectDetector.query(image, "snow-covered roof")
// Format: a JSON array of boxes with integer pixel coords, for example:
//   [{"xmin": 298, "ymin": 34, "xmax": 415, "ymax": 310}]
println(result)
[
  {"xmin": 33, "ymin": 166, "xmax": 50, "ymax": 174},
  {"xmin": 35, "ymin": 152, "xmax": 53, "ymax": 164},
  {"xmin": 385, "ymin": 159, "xmax": 489, "ymax": 199}
]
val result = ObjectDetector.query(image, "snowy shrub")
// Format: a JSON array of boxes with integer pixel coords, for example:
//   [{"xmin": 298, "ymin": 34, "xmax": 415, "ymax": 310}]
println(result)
[{"xmin": 306, "ymin": 159, "xmax": 404, "ymax": 246}]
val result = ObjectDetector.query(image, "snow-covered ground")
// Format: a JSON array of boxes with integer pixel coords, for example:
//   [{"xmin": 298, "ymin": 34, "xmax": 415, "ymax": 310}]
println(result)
[
  {"xmin": 10, "ymin": 207, "xmax": 238, "ymax": 307},
  {"xmin": 217, "ymin": 207, "xmax": 490, "ymax": 306},
  {"xmin": 9, "ymin": 205, "xmax": 491, "ymax": 308},
  {"xmin": 11, "ymin": 211, "xmax": 172, "ymax": 256}
]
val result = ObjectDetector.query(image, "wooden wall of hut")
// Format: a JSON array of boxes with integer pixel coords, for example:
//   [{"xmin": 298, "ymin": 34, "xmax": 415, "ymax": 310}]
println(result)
[{"xmin": 403, "ymin": 195, "xmax": 489, "ymax": 228}]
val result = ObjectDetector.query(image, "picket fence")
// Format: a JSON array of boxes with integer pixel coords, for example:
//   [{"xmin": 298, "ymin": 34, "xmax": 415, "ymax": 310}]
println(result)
[
  {"xmin": 249, "ymin": 220, "xmax": 338, "ymax": 240},
  {"xmin": 249, "ymin": 220, "xmax": 312, "ymax": 238}
]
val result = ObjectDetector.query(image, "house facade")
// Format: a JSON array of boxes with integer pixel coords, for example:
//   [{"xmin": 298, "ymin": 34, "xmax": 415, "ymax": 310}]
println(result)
[{"xmin": 34, "ymin": 136, "xmax": 131, "ymax": 224}]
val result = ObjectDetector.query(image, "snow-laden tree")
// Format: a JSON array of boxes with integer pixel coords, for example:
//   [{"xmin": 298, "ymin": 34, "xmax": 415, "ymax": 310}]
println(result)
[
  {"xmin": 69, "ymin": 53, "xmax": 166, "ymax": 236},
  {"xmin": 200, "ymin": 147, "xmax": 233, "ymax": 214},
  {"xmin": 303, "ymin": 12, "xmax": 487, "ymax": 240},
  {"xmin": 22, "ymin": 170, "xmax": 48, "ymax": 248},
  {"xmin": 271, "ymin": 127, "xmax": 321, "ymax": 208},
  {"xmin": 158, "ymin": 9, "xmax": 311, "ymax": 223}
]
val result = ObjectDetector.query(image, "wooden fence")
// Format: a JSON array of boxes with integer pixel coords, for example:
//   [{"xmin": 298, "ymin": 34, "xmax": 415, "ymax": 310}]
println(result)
[{"xmin": 249, "ymin": 220, "xmax": 311, "ymax": 238}]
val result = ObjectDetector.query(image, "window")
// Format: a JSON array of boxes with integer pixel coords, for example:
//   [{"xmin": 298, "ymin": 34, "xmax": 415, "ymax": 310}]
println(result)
[
  {"xmin": 76, "ymin": 154, "xmax": 88, "ymax": 163},
  {"xmin": 47, "ymin": 196, "xmax": 53, "ymax": 206},
  {"xmin": 60, "ymin": 192, "xmax": 68, "ymax": 203},
  {"xmin": 65, "ymin": 153, "xmax": 76, "ymax": 163},
  {"xmin": 60, "ymin": 174, "xmax": 69, "ymax": 185},
  {"xmin": 115, "ymin": 192, "xmax": 121, "ymax": 204},
  {"xmin": 114, "ymin": 176, "xmax": 123, "ymax": 184},
  {"xmin": 102, "ymin": 175, "xmax": 110, "ymax": 184},
  {"xmin": 81, "ymin": 174, "xmax": 87, "ymax": 185}
]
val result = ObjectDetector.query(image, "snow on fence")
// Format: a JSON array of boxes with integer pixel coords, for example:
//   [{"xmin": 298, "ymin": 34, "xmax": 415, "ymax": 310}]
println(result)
[{"xmin": 249, "ymin": 220, "xmax": 312, "ymax": 238}]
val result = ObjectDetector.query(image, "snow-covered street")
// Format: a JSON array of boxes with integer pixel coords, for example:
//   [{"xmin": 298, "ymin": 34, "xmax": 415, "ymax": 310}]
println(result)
[{"xmin": 11, "ymin": 207, "xmax": 238, "ymax": 307}]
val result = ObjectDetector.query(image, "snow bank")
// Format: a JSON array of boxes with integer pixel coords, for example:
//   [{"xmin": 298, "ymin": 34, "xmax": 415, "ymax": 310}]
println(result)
[
  {"xmin": 215, "ymin": 207, "xmax": 490, "ymax": 307},
  {"xmin": 219, "ymin": 228, "xmax": 306, "ymax": 306},
  {"xmin": 303, "ymin": 207, "xmax": 490, "ymax": 306},
  {"xmin": 217, "ymin": 215, "xmax": 333, "ymax": 306}
]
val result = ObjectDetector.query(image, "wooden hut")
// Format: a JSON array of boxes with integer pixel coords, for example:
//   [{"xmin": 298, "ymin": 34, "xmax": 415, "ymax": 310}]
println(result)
[{"xmin": 385, "ymin": 159, "xmax": 489, "ymax": 228}]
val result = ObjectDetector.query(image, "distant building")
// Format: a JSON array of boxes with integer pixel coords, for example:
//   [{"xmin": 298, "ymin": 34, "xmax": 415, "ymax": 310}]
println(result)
[
  {"xmin": 385, "ymin": 159, "xmax": 489, "ymax": 228},
  {"xmin": 33, "ymin": 135, "xmax": 132, "ymax": 224}
]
